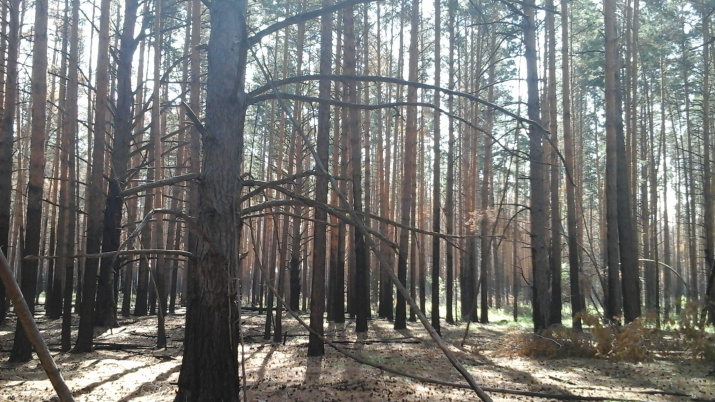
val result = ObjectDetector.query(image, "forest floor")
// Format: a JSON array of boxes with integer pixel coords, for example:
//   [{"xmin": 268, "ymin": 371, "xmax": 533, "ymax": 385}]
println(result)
[{"xmin": 0, "ymin": 307, "xmax": 714, "ymax": 401}]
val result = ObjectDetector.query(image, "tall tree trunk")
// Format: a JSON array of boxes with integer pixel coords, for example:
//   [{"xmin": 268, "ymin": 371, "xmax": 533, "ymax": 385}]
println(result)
[
  {"xmin": 561, "ymin": 0, "xmax": 582, "ymax": 330},
  {"xmin": 375, "ymin": 4, "xmax": 394, "ymax": 321},
  {"xmin": 307, "ymin": 0, "xmax": 333, "ymax": 357},
  {"xmin": 702, "ymin": 4, "xmax": 715, "ymax": 325},
  {"xmin": 431, "ymin": 0, "xmax": 442, "ymax": 334},
  {"xmin": 445, "ymin": 0, "xmax": 456, "ymax": 325},
  {"xmin": 0, "ymin": 0, "xmax": 20, "ymax": 326},
  {"xmin": 174, "ymin": 0, "xmax": 247, "ymax": 399},
  {"xmin": 610, "ymin": 0, "xmax": 641, "ymax": 323},
  {"xmin": 395, "ymin": 0, "xmax": 419, "ymax": 330},
  {"xmin": 480, "ymin": 28, "xmax": 497, "ymax": 325},
  {"xmin": 184, "ymin": 0, "xmax": 202, "ymax": 312},
  {"xmin": 603, "ymin": 0, "xmax": 623, "ymax": 322},
  {"xmin": 74, "ymin": 0, "xmax": 112, "ymax": 353},
  {"xmin": 343, "ymin": 5, "xmax": 369, "ymax": 333},
  {"xmin": 546, "ymin": 0, "xmax": 562, "ymax": 326},
  {"xmin": 60, "ymin": 0, "xmax": 79, "ymax": 352},
  {"xmin": 523, "ymin": 0, "xmax": 550, "ymax": 332},
  {"xmin": 95, "ymin": 0, "xmax": 140, "ymax": 329},
  {"xmin": 10, "ymin": 0, "xmax": 48, "ymax": 362},
  {"xmin": 289, "ymin": 0, "xmax": 307, "ymax": 313},
  {"xmin": 152, "ymin": 0, "xmax": 167, "ymax": 349}
]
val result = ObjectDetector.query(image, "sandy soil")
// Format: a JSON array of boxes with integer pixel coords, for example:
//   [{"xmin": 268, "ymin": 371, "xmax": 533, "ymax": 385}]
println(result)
[{"xmin": 1, "ymin": 308, "xmax": 714, "ymax": 401}]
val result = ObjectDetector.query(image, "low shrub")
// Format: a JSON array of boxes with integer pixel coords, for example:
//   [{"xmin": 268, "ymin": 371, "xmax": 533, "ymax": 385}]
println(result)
[{"xmin": 501, "ymin": 308, "xmax": 714, "ymax": 362}]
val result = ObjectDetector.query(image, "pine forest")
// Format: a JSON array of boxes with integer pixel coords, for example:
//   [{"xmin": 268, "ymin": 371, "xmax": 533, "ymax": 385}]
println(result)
[{"xmin": 0, "ymin": 0, "xmax": 715, "ymax": 400}]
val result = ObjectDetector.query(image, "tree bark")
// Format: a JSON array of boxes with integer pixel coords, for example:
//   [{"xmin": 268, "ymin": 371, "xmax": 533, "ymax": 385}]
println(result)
[
  {"xmin": 307, "ymin": 0, "xmax": 333, "ymax": 357},
  {"xmin": 174, "ymin": 0, "xmax": 247, "ymax": 399},
  {"xmin": 523, "ymin": 0, "xmax": 550, "ymax": 332},
  {"xmin": 546, "ymin": 0, "xmax": 562, "ymax": 326},
  {"xmin": 10, "ymin": 0, "xmax": 48, "ymax": 362},
  {"xmin": 0, "ymin": 0, "xmax": 20, "ymax": 326},
  {"xmin": 603, "ymin": 0, "xmax": 623, "ymax": 322},
  {"xmin": 95, "ymin": 0, "xmax": 140, "ymax": 330},
  {"xmin": 343, "ymin": 5, "xmax": 369, "ymax": 333},
  {"xmin": 431, "ymin": 0, "xmax": 442, "ymax": 334},
  {"xmin": 395, "ymin": 0, "xmax": 419, "ymax": 331},
  {"xmin": 445, "ymin": 0, "xmax": 456, "ymax": 325},
  {"xmin": 702, "ymin": 4, "xmax": 715, "ymax": 325},
  {"xmin": 74, "ymin": 0, "xmax": 112, "ymax": 353},
  {"xmin": 609, "ymin": 0, "xmax": 641, "ymax": 323},
  {"xmin": 561, "ymin": 0, "xmax": 582, "ymax": 330}
]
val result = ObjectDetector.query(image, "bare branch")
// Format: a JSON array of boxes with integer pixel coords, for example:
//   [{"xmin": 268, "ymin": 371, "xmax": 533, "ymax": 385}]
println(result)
[
  {"xmin": 120, "ymin": 172, "xmax": 199, "ymax": 197},
  {"xmin": 25, "ymin": 249, "xmax": 193, "ymax": 261},
  {"xmin": 247, "ymin": 0, "xmax": 382, "ymax": 46},
  {"xmin": 248, "ymin": 74, "xmax": 537, "ymax": 129}
]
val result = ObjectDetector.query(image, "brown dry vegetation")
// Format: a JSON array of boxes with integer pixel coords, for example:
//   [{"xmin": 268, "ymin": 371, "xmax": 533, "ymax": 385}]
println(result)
[{"xmin": 1, "ymin": 309, "xmax": 714, "ymax": 401}]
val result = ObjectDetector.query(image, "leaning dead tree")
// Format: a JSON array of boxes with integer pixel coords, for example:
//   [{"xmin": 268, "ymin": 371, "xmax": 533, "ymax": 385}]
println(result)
[{"xmin": 0, "ymin": 250, "xmax": 74, "ymax": 402}]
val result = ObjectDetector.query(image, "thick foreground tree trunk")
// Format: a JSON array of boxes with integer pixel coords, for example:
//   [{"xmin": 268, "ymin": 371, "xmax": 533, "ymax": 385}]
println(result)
[{"xmin": 174, "ymin": 0, "xmax": 247, "ymax": 400}]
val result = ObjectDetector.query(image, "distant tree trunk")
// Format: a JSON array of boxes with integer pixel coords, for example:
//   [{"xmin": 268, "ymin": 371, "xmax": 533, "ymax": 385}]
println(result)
[
  {"xmin": 362, "ymin": 6, "xmax": 375, "ymax": 311},
  {"xmin": 135, "ymin": 157, "xmax": 154, "ymax": 318},
  {"xmin": 641, "ymin": 104, "xmax": 654, "ymax": 312},
  {"xmin": 184, "ymin": 0, "xmax": 202, "ymax": 312},
  {"xmin": 59, "ymin": 0, "xmax": 79, "ymax": 352},
  {"xmin": 10, "ymin": 0, "xmax": 48, "ymax": 362},
  {"xmin": 546, "ymin": 0, "xmax": 562, "ymax": 326},
  {"xmin": 662, "ymin": 101, "xmax": 673, "ymax": 320},
  {"xmin": 174, "ymin": 0, "xmax": 247, "ymax": 399},
  {"xmin": 523, "ymin": 0, "xmax": 550, "ymax": 332},
  {"xmin": 480, "ymin": 28, "xmax": 497, "ymax": 325},
  {"xmin": 395, "ymin": 0, "xmax": 419, "ymax": 330},
  {"xmin": 375, "ymin": 4, "xmax": 393, "ymax": 322},
  {"xmin": 561, "ymin": 0, "xmax": 582, "ymax": 330},
  {"xmin": 74, "ymin": 0, "xmax": 111, "ymax": 353},
  {"xmin": 603, "ymin": 0, "xmax": 623, "ymax": 323},
  {"xmin": 608, "ymin": 0, "xmax": 641, "ymax": 323},
  {"xmin": 684, "ymin": 61, "xmax": 699, "ymax": 301},
  {"xmin": 0, "ymin": 0, "xmax": 20, "ymax": 326},
  {"xmin": 332, "ymin": 43, "xmax": 347, "ymax": 323},
  {"xmin": 289, "ymin": 2, "xmax": 307, "ymax": 312},
  {"xmin": 307, "ymin": 0, "xmax": 333, "ymax": 357},
  {"xmin": 431, "ymin": 0, "xmax": 442, "ymax": 334},
  {"xmin": 152, "ymin": 0, "xmax": 167, "ymax": 349},
  {"xmin": 95, "ymin": 0, "xmax": 140, "ymax": 329},
  {"xmin": 702, "ymin": 4, "xmax": 715, "ymax": 325},
  {"xmin": 343, "ymin": 5, "xmax": 369, "ymax": 333},
  {"xmin": 444, "ymin": 0, "xmax": 456, "ymax": 325},
  {"xmin": 46, "ymin": 78, "xmax": 64, "ymax": 319}
]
